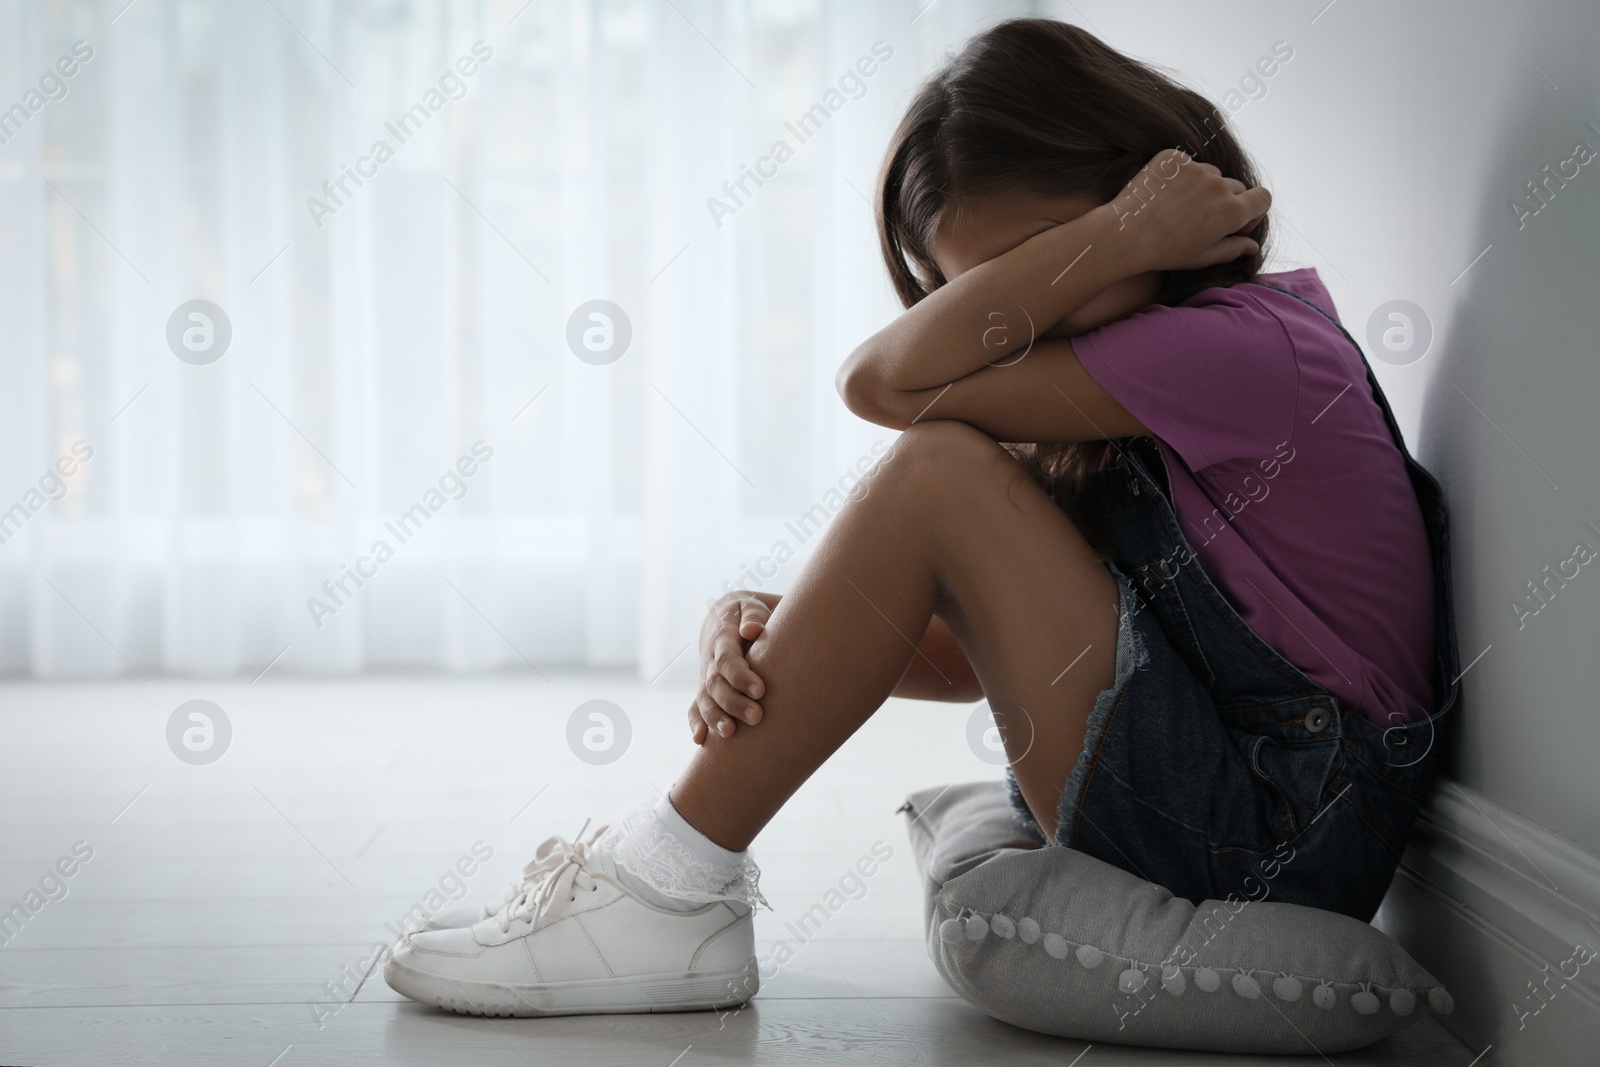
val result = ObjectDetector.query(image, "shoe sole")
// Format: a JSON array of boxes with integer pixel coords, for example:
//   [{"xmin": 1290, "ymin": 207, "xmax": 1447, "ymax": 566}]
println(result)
[{"xmin": 384, "ymin": 955, "xmax": 760, "ymax": 1018}]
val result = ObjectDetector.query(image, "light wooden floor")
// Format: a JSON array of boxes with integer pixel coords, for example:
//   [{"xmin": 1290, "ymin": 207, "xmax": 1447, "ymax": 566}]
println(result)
[{"xmin": 0, "ymin": 675, "xmax": 1475, "ymax": 1065}]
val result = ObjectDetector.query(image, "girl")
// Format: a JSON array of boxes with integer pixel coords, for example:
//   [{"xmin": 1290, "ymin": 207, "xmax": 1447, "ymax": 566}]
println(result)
[{"xmin": 385, "ymin": 18, "xmax": 1457, "ymax": 1017}]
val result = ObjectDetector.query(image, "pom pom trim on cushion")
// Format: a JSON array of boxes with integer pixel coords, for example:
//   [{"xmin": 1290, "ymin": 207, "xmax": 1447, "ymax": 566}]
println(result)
[
  {"xmin": 1351, "ymin": 984, "xmax": 1381, "ymax": 1015},
  {"xmin": 940, "ymin": 910, "xmax": 1450, "ymax": 1017}
]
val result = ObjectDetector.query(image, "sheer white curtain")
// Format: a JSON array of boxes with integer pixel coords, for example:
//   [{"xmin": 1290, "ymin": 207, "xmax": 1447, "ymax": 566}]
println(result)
[{"xmin": 0, "ymin": 0, "xmax": 1021, "ymax": 679}]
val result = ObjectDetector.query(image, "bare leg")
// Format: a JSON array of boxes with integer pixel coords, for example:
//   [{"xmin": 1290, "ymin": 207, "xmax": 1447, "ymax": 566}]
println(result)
[{"xmin": 671, "ymin": 421, "xmax": 1119, "ymax": 850}]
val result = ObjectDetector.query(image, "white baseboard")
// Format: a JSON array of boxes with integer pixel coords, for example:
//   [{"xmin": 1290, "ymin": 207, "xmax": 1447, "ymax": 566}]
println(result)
[{"xmin": 1374, "ymin": 780, "xmax": 1600, "ymax": 1066}]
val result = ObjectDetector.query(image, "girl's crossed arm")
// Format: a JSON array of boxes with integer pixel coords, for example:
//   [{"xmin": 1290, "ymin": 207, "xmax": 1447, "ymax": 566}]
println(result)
[{"xmin": 836, "ymin": 150, "xmax": 1270, "ymax": 444}]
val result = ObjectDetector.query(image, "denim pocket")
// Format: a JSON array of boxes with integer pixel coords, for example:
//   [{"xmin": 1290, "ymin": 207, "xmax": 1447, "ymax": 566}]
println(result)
[{"xmin": 1232, "ymin": 731, "xmax": 1341, "ymax": 844}]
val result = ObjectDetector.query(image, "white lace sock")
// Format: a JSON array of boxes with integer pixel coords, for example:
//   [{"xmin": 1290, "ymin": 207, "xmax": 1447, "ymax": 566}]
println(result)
[{"xmin": 597, "ymin": 794, "xmax": 768, "ymax": 912}]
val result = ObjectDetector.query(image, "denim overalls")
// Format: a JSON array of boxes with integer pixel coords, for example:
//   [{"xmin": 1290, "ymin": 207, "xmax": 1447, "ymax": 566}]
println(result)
[{"xmin": 1006, "ymin": 285, "xmax": 1460, "ymax": 922}]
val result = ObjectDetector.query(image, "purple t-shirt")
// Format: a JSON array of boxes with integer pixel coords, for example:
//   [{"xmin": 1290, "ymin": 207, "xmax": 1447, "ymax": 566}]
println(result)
[{"xmin": 1073, "ymin": 268, "xmax": 1434, "ymax": 727}]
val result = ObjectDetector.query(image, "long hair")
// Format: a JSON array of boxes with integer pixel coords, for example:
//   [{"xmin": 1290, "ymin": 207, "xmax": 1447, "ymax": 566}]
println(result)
[{"xmin": 876, "ymin": 18, "xmax": 1270, "ymax": 531}]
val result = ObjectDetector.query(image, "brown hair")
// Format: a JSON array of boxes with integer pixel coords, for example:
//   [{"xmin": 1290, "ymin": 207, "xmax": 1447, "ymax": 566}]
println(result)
[{"xmin": 875, "ymin": 18, "xmax": 1270, "ymax": 536}]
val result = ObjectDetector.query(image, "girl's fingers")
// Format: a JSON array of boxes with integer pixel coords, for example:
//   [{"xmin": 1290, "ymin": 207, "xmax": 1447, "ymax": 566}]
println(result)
[
  {"xmin": 687, "ymin": 704, "xmax": 708, "ymax": 745},
  {"xmin": 695, "ymin": 689, "xmax": 739, "ymax": 738},
  {"xmin": 690, "ymin": 591, "xmax": 771, "ymax": 744},
  {"xmin": 1225, "ymin": 188, "xmax": 1269, "ymax": 237},
  {"xmin": 1238, "ymin": 186, "xmax": 1272, "ymax": 224},
  {"xmin": 1206, "ymin": 235, "xmax": 1260, "ymax": 264},
  {"xmin": 737, "ymin": 596, "xmax": 770, "ymax": 640},
  {"xmin": 706, "ymin": 673, "xmax": 763, "ymax": 724},
  {"xmin": 728, "ymin": 659, "xmax": 764, "ymax": 699},
  {"xmin": 711, "ymin": 632, "xmax": 764, "ymax": 699}
]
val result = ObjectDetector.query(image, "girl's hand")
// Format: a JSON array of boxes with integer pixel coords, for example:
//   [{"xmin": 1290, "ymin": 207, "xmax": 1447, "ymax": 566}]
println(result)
[
  {"xmin": 1107, "ymin": 149, "xmax": 1272, "ymax": 273},
  {"xmin": 688, "ymin": 591, "xmax": 771, "ymax": 744}
]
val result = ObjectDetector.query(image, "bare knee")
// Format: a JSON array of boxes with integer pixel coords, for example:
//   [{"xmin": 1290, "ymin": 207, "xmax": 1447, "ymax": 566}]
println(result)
[
  {"xmin": 872, "ymin": 421, "xmax": 1018, "ymax": 497},
  {"xmin": 888, "ymin": 419, "xmax": 1003, "ymax": 460}
]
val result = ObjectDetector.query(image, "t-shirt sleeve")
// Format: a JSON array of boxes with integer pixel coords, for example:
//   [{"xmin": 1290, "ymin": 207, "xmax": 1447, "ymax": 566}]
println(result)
[{"xmin": 1072, "ymin": 287, "xmax": 1299, "ymax": 469}]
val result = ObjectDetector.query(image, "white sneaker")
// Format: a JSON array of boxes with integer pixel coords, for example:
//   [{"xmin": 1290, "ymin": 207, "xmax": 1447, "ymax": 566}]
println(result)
[
  {"xmin": 422, "ymin": 831, "xmax": 603, "ymax": 932},
  {"xmin": 384, "ymin": 830, "xmax": 759, "ymax": 1017}
]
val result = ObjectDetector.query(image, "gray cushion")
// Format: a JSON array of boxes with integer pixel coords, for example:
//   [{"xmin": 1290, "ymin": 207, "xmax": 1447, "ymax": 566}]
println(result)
[{"xmin": 902, "ymin": 780, "xmax": 1454, "ymax": 1054}]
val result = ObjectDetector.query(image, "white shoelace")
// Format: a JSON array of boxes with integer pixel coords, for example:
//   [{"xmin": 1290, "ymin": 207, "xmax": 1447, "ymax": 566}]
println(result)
[{"xmin": 492, "ymin": 831, "xmax": 602, "ymax": 934}]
